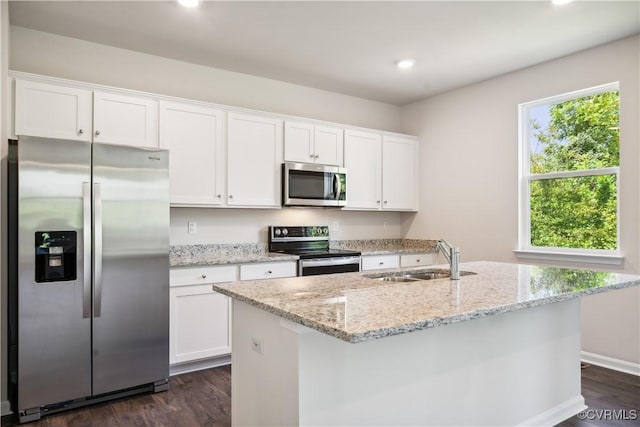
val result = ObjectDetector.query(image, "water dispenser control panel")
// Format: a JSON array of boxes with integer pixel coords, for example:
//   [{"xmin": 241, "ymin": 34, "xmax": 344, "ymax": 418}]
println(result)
[{"xmin": 35, "ymin": 231, "xmax": 77, "ymax": 283}]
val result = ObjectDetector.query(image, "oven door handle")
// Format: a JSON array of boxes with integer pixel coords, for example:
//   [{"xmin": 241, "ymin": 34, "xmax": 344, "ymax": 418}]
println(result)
[{"xmin": 299, "ymin": 256, "xmax": 361, "ymax": 268}]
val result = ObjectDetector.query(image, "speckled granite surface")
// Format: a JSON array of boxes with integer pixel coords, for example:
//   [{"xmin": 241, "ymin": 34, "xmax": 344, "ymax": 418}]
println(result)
[
  {"xmin": 330, "ymin": 239, "xmax": 437, "ymax": 255},
  {"xmin": 171, "ymin": 239, "xmax": 437, "ymax": 267},
  {"xmin": 170, "ymin": 243, "xmax": 298, "ymax": 267},
  {"xmin": 212, "ymin": 261, "xmax": 640, "ymax": 343}
]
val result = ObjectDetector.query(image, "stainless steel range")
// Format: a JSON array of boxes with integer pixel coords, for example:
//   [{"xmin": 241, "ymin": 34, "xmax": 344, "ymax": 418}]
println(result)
[{"xmin": 268, "ymin": 226, "xmax": 361, "ymax": 276}]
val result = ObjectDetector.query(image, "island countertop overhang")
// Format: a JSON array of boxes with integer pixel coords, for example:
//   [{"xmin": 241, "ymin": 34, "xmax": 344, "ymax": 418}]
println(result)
[{"xmin": 212, "ymin": 261, "xmax": 640, "ymax": 343}]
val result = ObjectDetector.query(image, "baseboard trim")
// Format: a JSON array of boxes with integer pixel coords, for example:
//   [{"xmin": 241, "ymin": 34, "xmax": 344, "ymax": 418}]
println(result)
[
  {"xmin": 582, "ymin": 351, "xmax": 640, "ymax": 376},
  {"xmin": 517, "ymin": 395, "xmax": 586, "ymax": 426},
  {"xmin": 169, "ymin": 355, "xmax": 231, "ymax": 376},
  {"xmin": 1, "ymin": 400, "xmax": 12, "ymax": 416}
]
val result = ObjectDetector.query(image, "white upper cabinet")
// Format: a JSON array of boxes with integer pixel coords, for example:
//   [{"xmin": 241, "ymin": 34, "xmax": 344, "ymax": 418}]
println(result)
[
  {"xmin": 227, "ymin": 112, "xmax": 283, "ymax": 207},
  {"xmin": 14, "ymin": 79, "xmax": 159, "ymax": 148},
  {"xmin": 382, "ymin": 135, "xmax": 418, "ymax": 211},
  {"xmin": 14, "ymin": 80, "xmax": 92, "ymax": 142},
  {"xmin": 284, "ymin": 120, "xmax": 343, "ymax": 166},
  {"xmin": 93, "ymin": 91, "xmax": 158, "ymax": 148},
  {"xmin": 344, "ymin": 130, "xmax": 418, "ymax": 211},
  {"xmin": 159, "ymin": 101, "xmax": 225, "ymax": 206},
  {"xmin": 344, "ymin": 129, "xmax": 382, "ymax": 209}
]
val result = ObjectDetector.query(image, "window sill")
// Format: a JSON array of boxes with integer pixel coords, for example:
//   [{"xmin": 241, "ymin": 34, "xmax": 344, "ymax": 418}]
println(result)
[{"xmin": 513, "ymin": 249, "xmax": 624, "ymax": 266}]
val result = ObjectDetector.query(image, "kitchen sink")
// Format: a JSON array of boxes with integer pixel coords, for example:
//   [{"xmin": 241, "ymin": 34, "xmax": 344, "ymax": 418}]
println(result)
[{"xmin": 365, "ymin": 268, "xmax": 476, "ymax": 282}]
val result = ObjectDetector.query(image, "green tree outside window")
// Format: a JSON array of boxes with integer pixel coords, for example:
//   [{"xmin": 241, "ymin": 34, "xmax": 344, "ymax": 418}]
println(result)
[{"xmin": 527, "ymin": 90, "xmax": 619, "ymax": 250}]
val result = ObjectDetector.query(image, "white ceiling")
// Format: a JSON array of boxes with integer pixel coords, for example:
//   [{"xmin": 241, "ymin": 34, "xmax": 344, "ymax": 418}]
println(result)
[{"xmin": 8, "ymin": 1, "xmax": 640, "ymax": 105}]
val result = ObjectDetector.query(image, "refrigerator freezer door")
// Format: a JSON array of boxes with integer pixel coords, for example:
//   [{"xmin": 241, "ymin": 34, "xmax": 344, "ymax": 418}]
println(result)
[
  {"xmin": 91, "ymin": 143, "xmax": 170, "ymax": 395},
  {"xmin": 15, "ymin": 136, "xmax": 92, "ymax": 409}
]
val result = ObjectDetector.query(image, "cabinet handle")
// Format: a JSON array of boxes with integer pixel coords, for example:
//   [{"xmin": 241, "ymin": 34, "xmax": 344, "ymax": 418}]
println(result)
[
  {"xmin": 217, "ymin": 194, "xmax": 222, "ymax": 198},
  {"xmin": 384, "ymin": 200, "xmax": 388, "ymax": 204},
  {"xmin": 416, "ymin": 259, "xmax": 421, "ymax": 263},
  {"xmin": 379, "ymin": 262, "xmax": 384, "ymax": 265},
  {"xmin": 95, "ymin": 130, "xmax": 101, "ymax": 136},
  {"xmin": 201, "ymin": 274, "xmax": 207, "ymax": 279},
  {"xmin": 78, "ymin": 129, "xmax": 84, "ymax": 135},
  {"xmin": 228, "ymin": 194, "xmax": 233, "ymax": 199},
  {"xmin": 309, "ymin": 154, "xmax": 315, "ymax": 158},
  {"xmin": 376, "ymin": 200, "xmax": 381, "ymax": 204},
  {"xmin": 314, "ymin": 154, "xmax": 320, "ymax": 159},
  {"xmin": 267, "ymin": 270, "xmax": 273, "ymax": 274}
]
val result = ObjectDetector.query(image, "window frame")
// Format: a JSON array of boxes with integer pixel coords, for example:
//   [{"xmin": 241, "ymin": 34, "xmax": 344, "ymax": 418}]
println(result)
[{"xmin": 516, "ymin": 82, "xmax": 623, "ymax": 265}]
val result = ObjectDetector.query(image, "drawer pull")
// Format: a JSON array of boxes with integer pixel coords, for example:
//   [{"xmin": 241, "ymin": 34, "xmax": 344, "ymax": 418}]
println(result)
[
  {"xmin": 416, "ymin": 259, "xmax": 421, "ymax": 263},
  {"xmin": 267, "ymin": 270, "xmax": 273, "ymax": 274},
  {"xmin": 379, "ymin": 262, "xmax": 384, "ymax": 265},
  {"xmin": 201, "ymin": 274, "xmax": 207, "ymax": 279}
]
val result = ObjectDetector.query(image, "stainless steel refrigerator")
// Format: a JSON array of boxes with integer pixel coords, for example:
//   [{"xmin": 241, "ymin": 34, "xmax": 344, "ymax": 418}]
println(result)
[{"xmin": 8, "ymin": 136, "xmax": 170, "ymax": 423}]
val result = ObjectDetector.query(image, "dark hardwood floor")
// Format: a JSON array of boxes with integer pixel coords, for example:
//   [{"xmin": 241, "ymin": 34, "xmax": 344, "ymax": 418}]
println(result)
[
  {"xmin": 1, "ymin": 365, "xmax": 231, "ymax": 427},
  {"xmin": 1, "ymin": 363, "xmax": 637, "ymax": 426}
]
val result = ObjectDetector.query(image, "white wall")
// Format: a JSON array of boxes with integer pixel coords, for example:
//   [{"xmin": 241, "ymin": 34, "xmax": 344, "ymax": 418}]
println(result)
[
  {"xmin": 171, "ymin": 208, "xmax": 415, "ymax": 246},
  {"xmin": 9, "ymin": 26, "xmax": 402, "ymax": 133},
  {"xmin": 401, "ymin": 35, "xmax": 640, "ymax": 366}
]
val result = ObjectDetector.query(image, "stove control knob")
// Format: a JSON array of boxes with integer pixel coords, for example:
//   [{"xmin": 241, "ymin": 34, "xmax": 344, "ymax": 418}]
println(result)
[
  {"xmin": 274, "ymin": 228, "xmax": 281, "ymax": 236},
  {"xmin": 323, "ymin": 227, "xmax": 329, "ymax": 235},
  {"xmin": 282, "ymin": 228, "xmax": 288, "ymax": 236}
]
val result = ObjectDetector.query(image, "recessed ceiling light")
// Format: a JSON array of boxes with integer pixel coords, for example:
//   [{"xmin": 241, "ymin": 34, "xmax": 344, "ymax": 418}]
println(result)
[
  {"xmin": 551, "ymin": 0, "xmax": 574, "ymax": 5},
  {"xmin": 178, "ymin": 0, "xmax": 200, "ymax": 8},
  {"xmin": 396, "ymin": 59, "xmax": 415, "ymax": 70}
]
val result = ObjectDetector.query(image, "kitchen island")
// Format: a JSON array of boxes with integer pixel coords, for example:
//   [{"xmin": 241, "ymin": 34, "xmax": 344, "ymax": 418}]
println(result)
[{"xmin": 212, "ymin": 261, "xmax": 640, "ymax": 426}]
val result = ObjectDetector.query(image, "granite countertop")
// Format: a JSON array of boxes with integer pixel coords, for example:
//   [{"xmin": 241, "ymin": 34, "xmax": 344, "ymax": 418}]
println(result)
[
  {"xmin": 331, "ymin": 239, "xmax": 437, "ymax": 255},
  {"xmin": 212, "ymin": 261, "xmax": 640, "ymax": 343},
  {"xmin": 170, "ymin": 239, "xmax": 437, "ymax": 267},
  {"xmin": 170, "ymin": 243, "xmax": 298, "ymax": 267}
]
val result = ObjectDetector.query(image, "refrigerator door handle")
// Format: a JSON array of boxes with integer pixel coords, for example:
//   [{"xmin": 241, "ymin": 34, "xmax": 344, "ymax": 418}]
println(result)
[
  {"xmin": 82, "ymin": 182, "xmax": 92, "ymax": 318},
  {"xmin": 93, "ymin": 182, "xmax": 103, "ymax": 318}
]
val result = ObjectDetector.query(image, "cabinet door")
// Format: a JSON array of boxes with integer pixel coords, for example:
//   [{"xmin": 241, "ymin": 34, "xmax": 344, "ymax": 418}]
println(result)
[
  {"xmin": 93, "ymin": 91, "xmax": 158, "ymax": 148},
  {"xmin": 284, "ymin": 121, "xmax": 314, "ymax": 163},
  {"xmin": 361, "ymin": 255, "xmax": 400, "ymax": 271},
  {"xmin": 400, "ymin": 253, "xmax": 436, "ymax": 268},
  {"xmin": 170, "ymin": 284, "xmax": 231, "ymax": 364},
  {"xmin": 160, "ymin": 101, "xmax": 224, "ymax": 206},
  {"xmin": 14, "ymin": 79, "xmax": 92, "ymax": 141},
  {"xmin": 382, "ymin": 136, "xmax": 418, "ymax": 211},
  {"xmin": 227, "ymin": 112, "xmax": 283, "ymax": 207},
  {"xmin": 239, "ymin": 261, "xmax": 297, "ymax": 281},
  {"xmin": 344, "ymin": 130, "xmax": 382, "ymax": 209},
  {"xmin": 314, "ymin": 125, "xmax": 343, "ymax": 166}
]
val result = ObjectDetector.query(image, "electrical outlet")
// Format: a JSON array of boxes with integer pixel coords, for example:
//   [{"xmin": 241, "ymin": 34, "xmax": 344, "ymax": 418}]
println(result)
[
  {"xmin": 332, "ymin": 221, "xmax": 339, "ymax": 232},
  {"xmin": 188, "ymin": 221, "xmax": 197, "ymax": 234},
  {"xmin": 251, "ymin": 336, "xmax": 264, "ymax": 355}
]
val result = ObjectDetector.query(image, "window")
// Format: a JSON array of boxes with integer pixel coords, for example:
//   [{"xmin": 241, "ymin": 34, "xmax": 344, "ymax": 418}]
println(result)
[{"xmin": 517, "ymin": 83, "xmax": 620, "ymax": 263}]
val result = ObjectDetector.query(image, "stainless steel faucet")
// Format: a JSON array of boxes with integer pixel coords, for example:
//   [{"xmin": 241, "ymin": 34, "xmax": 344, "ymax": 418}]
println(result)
[{"xmin": 436, "ymin": 239, "xmax": 460, "ymax": 280}]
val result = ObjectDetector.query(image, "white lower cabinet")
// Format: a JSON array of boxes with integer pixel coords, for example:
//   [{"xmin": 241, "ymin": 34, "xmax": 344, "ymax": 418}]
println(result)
[
  {"xmin": 240, "ymin": 261, "xmax": 297, "ymax": 281},
  {"xmin": 169, "ymin": 261, "xmax": 296, "ymax": 368},
  {"xmin": 361, "ymin": 254, "xmax": 400, "ymax": 271},
  {"xmin": 169, "ymin": 266, "xmax": 237, "ymax": 365},
  {"xmin": 400, "ymin": 253, "xmax": 436, "ymax": 268}
]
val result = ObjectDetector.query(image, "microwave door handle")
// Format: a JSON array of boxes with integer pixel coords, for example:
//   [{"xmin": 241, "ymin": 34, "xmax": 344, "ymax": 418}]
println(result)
[{"xmin": 333, "ymin": 173, "xmax": 341, "ymax": 200}]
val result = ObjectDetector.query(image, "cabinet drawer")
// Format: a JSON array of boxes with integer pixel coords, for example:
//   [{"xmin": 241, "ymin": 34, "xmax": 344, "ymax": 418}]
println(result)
[
  {"xmin": 400, "ymin": 253, "xmax": 436, "ymax": 268},
  {"xmin": 170, "ymin": 265, "xmax": 238, "ymax": 287},
  {"xmin": 361, "ymin": 255, "xmax": 400, "ymax": 271},
  {"xmin": 240, "ymin": 261, "xmax": 297, "ymax": 281}
]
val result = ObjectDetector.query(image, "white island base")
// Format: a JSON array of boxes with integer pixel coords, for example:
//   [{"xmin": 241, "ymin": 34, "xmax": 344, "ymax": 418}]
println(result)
[{"xmin": 231, "ymin": 299, "xmax": 586, "ymax": 426}]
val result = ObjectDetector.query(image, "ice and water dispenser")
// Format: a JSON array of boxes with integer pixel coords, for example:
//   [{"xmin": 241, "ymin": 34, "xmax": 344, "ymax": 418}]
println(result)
[{"xmin": 35, "ymin": 231, "xmax": 77, "ymax": 283}]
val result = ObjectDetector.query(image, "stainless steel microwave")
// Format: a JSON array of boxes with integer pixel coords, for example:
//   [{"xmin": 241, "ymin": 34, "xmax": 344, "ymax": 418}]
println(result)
[{"xmin": 282, "ymin": 162, "xmax": 347, "ymax": 207}]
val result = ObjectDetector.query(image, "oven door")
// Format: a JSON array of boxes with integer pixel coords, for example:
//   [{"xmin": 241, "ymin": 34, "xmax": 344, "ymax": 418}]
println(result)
[
  {"xmin": 283, "ymin": 162, "xmax": 346, "ymax": 207},
  {"xmin": 299, "ymin": 256, "xmax": 361, "ymax": 276}
]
